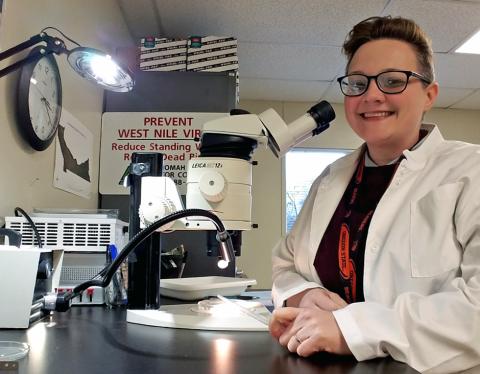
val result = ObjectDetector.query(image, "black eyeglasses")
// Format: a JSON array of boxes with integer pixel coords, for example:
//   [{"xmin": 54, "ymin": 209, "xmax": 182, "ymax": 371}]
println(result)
[{"xmin": 337, "ymin": 70, "xmax": 432, "ymax": 97}]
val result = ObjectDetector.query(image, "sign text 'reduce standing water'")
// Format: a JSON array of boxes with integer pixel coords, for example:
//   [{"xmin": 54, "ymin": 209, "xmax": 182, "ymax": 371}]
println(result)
[{"xmin": 100, "ymin": 112, "xmax": 226, "ymax": 195}]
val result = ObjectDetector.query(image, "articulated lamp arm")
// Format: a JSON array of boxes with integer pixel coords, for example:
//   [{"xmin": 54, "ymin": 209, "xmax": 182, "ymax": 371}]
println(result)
[{"xmin": 0, "ymin": 33, "xmax": 67, "ymax": 78}]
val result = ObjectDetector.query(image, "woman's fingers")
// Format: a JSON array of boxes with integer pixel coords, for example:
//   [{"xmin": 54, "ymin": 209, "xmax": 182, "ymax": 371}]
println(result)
[{"xmin": 269, "ymin": 307, "xmax": 301, "ymax": 340}]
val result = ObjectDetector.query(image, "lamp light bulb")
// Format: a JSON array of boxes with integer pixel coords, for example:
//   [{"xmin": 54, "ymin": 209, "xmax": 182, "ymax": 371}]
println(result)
[
  {"xmin": 67, "ymin": 47, "xmax": 134, "ymax": 92},
  {"xmin": 88, "ymin": 55, "xmax": 122, "ymax": 85}
]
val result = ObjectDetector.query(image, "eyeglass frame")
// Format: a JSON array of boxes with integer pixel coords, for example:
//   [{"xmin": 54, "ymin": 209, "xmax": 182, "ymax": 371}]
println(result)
[{"xmin": 337, "ymin": 70, "xmax": 432, "ymax": 97}]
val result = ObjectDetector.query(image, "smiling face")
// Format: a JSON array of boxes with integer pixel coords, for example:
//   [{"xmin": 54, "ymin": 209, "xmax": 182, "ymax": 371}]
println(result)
[{"xmin": 344, "ymin": 38, "xmax": 438, "ymax": 162}]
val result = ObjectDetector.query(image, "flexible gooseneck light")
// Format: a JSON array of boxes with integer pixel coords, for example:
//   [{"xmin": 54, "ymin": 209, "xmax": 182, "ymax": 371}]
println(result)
[{"xmin": 43, "ymin": 209, "xmax": 235, "ymax": 312}]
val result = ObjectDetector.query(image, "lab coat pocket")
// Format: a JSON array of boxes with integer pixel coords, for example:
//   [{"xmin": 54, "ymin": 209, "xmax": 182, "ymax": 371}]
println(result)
[{"xmin": 410, "ymin": 183, "xmax": 463, "ymax": 278}]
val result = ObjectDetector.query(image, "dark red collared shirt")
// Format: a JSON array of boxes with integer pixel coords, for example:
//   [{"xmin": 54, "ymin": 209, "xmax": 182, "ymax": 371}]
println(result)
[{"xmin": 313, "ymin": 162, "xmax": 398, "ymax": 303}]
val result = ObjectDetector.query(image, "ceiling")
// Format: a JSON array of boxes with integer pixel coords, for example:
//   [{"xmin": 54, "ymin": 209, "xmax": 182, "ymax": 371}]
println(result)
[{"xmin": 117, "ymin": 0, "xmax": 480, "ymax": 110}]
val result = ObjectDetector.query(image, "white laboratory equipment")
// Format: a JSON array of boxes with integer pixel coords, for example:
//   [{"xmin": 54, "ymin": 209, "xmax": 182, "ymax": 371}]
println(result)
[{"xmin": 5, "ymin": 211, "xmax": 128, "ymax": 306}]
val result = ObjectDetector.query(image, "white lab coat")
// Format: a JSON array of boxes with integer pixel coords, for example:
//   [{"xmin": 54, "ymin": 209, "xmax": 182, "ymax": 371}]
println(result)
[{"xmin": 272, "ymin": 124, "xmax": 480, "ymax": 373}]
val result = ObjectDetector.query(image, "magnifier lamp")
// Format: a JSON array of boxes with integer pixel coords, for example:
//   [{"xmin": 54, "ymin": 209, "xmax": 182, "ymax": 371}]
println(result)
[{"xmin": 0, "ymin": 27, "xmax": 134, "ymax": 92}]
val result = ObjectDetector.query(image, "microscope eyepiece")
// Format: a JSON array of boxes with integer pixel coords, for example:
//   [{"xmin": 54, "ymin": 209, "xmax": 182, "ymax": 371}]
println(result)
[{"xmin": 308, "ymin": 100, "xmax": 336, "ymax": 135}]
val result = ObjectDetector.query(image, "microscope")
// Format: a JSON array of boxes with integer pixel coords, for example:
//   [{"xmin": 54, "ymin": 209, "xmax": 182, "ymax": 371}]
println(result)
[
  {"xmin": 124, "ymin": 100, "xmax": 335, "ymax": 326},
  {"xmin": 42, "ymin": 101, "xmax": 335, "ymax": 328},
  {"xmin": 138, "ymin": 101, "xmax": 335, "ymax": 232}
]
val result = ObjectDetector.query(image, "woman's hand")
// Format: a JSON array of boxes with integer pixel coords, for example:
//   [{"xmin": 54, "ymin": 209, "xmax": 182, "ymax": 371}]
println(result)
[
  {"xmin": 287, "ymin": 288, "xmax": 347, "ymax": 311},
  {"xmin": 269, "ymin": 307, "xmax": 351, "ymax": 357}
]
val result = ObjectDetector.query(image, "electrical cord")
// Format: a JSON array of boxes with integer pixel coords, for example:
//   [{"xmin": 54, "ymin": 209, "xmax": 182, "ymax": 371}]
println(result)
[
  {"xmin": 40, "ymin": 26, "xmax": 81, "ymax": 47},
  {"xmin": 14, "ymin": 207, "xmax": 43, "ymax": 248},
  {"xmin": 45, "ymin": 209, "xmax": 234, "ymax": 312}
]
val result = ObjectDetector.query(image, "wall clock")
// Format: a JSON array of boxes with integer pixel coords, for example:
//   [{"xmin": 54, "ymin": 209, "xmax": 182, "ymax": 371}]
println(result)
[{"xmin": 16, "ymin": 46, "xmax": 62, "ymax": 151}]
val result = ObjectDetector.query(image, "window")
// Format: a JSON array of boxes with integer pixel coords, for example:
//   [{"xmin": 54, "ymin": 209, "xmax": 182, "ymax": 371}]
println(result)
[{"xmin": 285, "ymin": 148, "xmax": 350, "ymax": 232}]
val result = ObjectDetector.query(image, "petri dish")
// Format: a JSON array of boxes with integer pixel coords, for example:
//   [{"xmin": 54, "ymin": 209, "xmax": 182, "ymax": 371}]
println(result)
[{"xmin": 0, "ymin": 341, "xmax": 30, "ymax": 361}]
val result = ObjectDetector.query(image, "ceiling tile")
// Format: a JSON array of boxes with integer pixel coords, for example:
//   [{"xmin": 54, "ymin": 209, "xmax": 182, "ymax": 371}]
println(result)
[
  {"xmin": 152, "ymin": 0, "xmax": 387, "ymax": 44},
  {"xmin": 450, "ymin": 89, "xmax": 480, "ymax": 109},
  {"xmin": 434, "ymin": 87, "xmax": 476, "ymax": 108},
  {"xmin": 435, "ymin": 52, "xmax": 480, "ymax": 88},
  {"xmin": 384, "ymin": 0, "xmax": 480, "ymax": 52},
  {"xmin": 321, "ymin": 82, "xmax": 346, "ymax": 105},
  {"xmin": 240, "ymin": 78, "xmax": 331, "ymax": 102},
  {"xmin": 117, "ymin": 0, "xmax": 163, "ymax": 37},
  {"xmin": 239, "ymin": 43, "xmax": 344, "ymax": 80}
]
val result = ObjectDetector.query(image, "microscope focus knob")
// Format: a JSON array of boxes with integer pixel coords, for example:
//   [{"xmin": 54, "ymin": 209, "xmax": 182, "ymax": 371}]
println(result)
[
  {"xmin": 139, "ymin": 197, "xmax": 177, "ymax": 230},
  {"xmin": 199, "ymin": 170, "xmax": 227, "ymax": 202}
]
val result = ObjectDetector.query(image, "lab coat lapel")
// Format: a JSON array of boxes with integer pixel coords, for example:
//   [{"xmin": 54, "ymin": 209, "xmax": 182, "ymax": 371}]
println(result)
[{"xmin": 308, "ymin": 148, "xmax": 363, "ymax": 272}]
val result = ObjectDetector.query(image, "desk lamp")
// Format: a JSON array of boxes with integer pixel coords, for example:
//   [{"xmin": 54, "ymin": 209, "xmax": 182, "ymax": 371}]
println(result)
[{"xmin": 0, "ymin": 26, "xmax": 134, "ymax": 91}]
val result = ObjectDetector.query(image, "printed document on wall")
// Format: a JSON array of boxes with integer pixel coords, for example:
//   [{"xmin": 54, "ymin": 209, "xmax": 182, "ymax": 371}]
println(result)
[{"xmin": 53, "ymin": 109, "xmax": 93, "ymax": 198}]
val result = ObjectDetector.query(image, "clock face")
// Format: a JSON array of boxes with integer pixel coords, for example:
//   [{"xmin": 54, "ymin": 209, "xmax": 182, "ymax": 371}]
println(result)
[
  {"xmin": 28, "ymin": 56, "xmax": 62, "ymax": 141},
  {"xmin": 16, "ymin": 47, "xmax": 62, "ymax": 151}
]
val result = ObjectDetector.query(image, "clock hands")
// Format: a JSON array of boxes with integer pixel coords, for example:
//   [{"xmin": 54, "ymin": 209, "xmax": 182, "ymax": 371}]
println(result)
[
  {"xmin": 30, "ymin": 77, "xmax": 58, "ymax": 107},
  {"xmin": 41, "ymin": 97, "xmax": 53, "ymax": 128},
  {"xmin": 43, "ymin": 96, "xmax": 53, "ymax": 112}
]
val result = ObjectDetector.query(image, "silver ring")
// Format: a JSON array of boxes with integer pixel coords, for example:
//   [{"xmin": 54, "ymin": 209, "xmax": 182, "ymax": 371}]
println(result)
[{"xmin": 295, "ymin": 335, "xmax": 302, "ymax": 344}]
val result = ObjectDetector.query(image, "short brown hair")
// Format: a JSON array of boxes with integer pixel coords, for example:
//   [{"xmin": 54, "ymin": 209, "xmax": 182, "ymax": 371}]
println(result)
[{"xmin": 342, "ymin": 16, "xmax": 434, "ymax": 82}]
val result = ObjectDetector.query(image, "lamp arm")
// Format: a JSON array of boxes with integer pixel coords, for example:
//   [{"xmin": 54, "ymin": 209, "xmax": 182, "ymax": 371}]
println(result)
[
  {"xmin": 0, "ymin": 33, "xmax": 68, "ymax": 78},
  {"xmin": 0, "ymin": 48, "xmax": 54, "ymax": 78},
  {"xmin": 0, "ymin": 34, "xmax": 45, "ymax": 61}
]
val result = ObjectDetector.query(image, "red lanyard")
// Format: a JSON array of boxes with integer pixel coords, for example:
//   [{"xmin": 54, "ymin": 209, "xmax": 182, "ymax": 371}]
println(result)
[{"xmin": 337, "ymin": 151, "xmax": 400, "ymax": 303}]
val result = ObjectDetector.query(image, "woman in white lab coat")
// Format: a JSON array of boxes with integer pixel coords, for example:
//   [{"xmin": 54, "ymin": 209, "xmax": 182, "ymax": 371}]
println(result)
[{"xmin": 269, "ymin": 16, "xmax": 480, "ymax": 373}]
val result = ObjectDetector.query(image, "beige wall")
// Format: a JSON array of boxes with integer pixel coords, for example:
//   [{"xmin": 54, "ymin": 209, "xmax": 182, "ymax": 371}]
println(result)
[
  {"xmin": 238, "ymin": 100, "xmax": 480, "ymax": 289},
  {"xmin": 0, "ymin": 0, "xmax": 132, "ymax": 224}
]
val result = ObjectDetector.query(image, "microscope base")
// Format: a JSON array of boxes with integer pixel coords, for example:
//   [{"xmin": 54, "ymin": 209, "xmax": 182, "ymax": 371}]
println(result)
[{"xmin": 126, "ymin": 304, "xmax": 269, "ymax": 331}]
